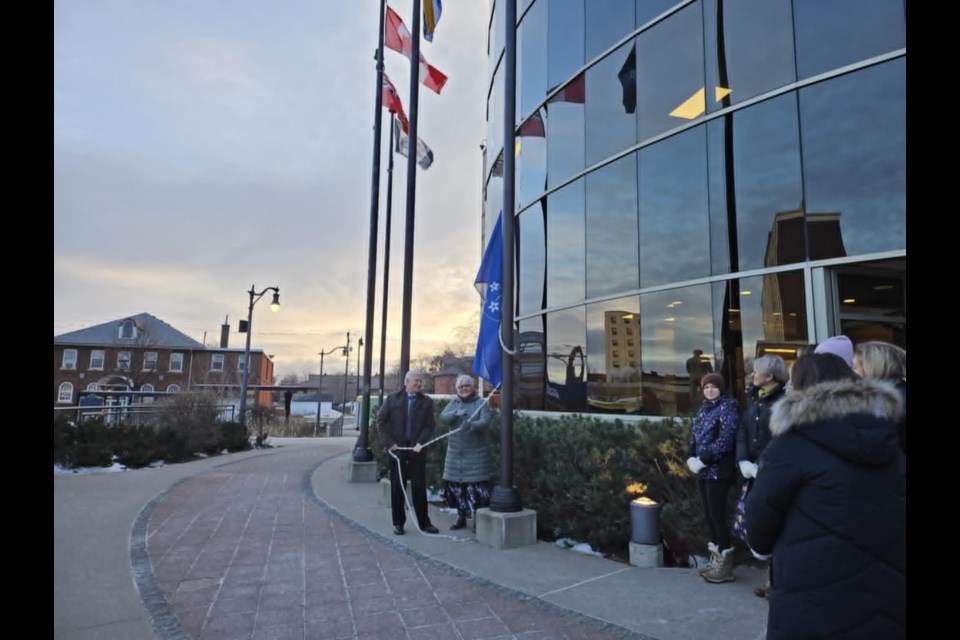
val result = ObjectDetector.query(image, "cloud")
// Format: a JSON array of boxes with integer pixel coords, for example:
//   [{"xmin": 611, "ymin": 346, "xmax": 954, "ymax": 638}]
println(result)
[{"xmin": 54, "ymin": 1, "xmax": 491, "ymax": 380}]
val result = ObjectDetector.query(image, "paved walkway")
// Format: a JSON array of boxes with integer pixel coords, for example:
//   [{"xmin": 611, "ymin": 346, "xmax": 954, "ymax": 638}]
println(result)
[{"xmin": 54, "ymin": 436, "xmax": 768, "ymax": 640}]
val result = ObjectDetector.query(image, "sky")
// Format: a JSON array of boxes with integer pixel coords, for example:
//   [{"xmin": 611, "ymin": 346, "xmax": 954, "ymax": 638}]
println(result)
[{"xmin": 54, "ymin": 0, "xmax": 491, "ymax": 381}]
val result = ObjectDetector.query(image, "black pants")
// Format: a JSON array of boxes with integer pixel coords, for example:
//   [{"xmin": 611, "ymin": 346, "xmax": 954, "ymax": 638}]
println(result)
[
  {"xmin": 698, "ymin": 478, "xmax": 732, "ymax": 550},
  {"xmin": 389, "ymin": 451, "xmax": 431, "ymax": 528}
]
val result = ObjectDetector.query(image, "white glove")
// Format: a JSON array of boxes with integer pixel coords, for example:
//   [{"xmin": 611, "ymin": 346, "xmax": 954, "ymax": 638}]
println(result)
[
  {"xmin": 686, "ymin": 457, "xmax": 706, "ymax": 474},
  {"xmin": 455, "ymin": 408, "xmax": 466, "ymax": 417},
  {"xmin": 739, "ymin": 460, "xmax": 758, "ymax": 479}
]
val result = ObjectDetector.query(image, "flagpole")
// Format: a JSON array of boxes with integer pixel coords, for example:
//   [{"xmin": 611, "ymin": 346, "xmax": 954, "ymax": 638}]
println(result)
[
  {"xmin": 490, "ymin": 0, "xmax": 522, "ymax": 513},
  {"xmin": 397, "ymin": 0, "xmax": 421, "ymax": 377},
  {"xmin": 378, "ymin": 115, "xmax": 396, "ymax": 405},
  {"xmin": 353, "ymin": 0, "xmax": 389, "ymax": 464}
]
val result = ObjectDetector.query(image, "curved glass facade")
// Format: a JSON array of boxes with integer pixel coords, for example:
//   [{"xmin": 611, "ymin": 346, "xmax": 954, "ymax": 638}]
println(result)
[{"xmin": 484, "ymin": 0, "xmax": 906, "ymax": 416}]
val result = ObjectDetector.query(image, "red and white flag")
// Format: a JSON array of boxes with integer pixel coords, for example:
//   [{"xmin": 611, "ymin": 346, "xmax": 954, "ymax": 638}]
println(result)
[
  {"xmin": 384, "ymin": 5, "xmax": 448, "ymax": 95},
  {"xmin": 382, "ymin": 73, "xmax": 409, "ymax": 132}
]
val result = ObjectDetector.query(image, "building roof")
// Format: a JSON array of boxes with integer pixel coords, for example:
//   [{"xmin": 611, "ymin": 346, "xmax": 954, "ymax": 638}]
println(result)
[{"xmin": 54, "ymin": 313, "xmax": 204, "ymax": 348}]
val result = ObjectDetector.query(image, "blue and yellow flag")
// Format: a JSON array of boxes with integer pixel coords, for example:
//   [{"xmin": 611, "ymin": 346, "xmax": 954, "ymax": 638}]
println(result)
[
  {"xmin": 423, "ymin": 0, "xmax": 442, "ymax": 42},
  {"xmin": 473, "ymin": 212, "xmax": 503, "ymax": 386}
]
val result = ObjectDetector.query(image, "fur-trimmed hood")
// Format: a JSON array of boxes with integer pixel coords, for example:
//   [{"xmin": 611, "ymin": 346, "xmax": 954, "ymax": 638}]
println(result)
[{"xmin": 769, "ymin": 378, "xmax": 903, "ymax": 466}]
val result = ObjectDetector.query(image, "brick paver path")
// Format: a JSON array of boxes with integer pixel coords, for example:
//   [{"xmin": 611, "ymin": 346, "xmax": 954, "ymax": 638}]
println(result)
[{"xmin": 140, "ymin": 446, "xmax": 628, "ymax": 640}]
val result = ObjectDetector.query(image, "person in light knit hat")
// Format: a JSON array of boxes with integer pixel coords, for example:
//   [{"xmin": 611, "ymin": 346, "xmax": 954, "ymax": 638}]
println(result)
[{"xmin": 814, "ymin": 335, "xmax": 854, "ymax": 368}]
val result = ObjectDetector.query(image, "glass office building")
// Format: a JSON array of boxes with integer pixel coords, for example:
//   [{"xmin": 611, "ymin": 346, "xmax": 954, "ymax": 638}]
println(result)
[{"xmin": 482, "ymin": 0, "xmax": 906, "ymax": 416}]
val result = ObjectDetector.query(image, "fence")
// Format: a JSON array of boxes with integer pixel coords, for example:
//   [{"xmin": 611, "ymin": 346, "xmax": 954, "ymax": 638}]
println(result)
[{"xmin": 53, "ymin": 403, "xmax": 236, "ymax": 426}]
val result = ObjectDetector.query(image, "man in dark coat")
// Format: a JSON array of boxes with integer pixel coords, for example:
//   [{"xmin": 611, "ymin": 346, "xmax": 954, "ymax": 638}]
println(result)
[
  {"xmin": 376, "ymin": 370, "xmax": 439, "ymax": 535},
  {"xmin": 745, "ymin": 354, "xmax": 905, "ymax": 639}
]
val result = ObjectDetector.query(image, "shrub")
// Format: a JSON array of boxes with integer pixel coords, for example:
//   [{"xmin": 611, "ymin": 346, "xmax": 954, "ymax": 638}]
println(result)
[
  {"xmin": 114, "ymin": 425, "xmax": 161, "ymax": 468},
  {"xmin": 220, "ymin": 421, "xmax": 252, "ymax": 452},
  {"xmin": 54, "ymin": 412, "xmax": 76, "ymax": 465},
  {"xmin": 71, "ymin": 418, "xmax": 114, "ymax": 468}
]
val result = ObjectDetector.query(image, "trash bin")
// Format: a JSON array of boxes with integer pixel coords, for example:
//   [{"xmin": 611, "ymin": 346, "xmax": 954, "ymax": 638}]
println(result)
[{"xmin": 630, "ymin": 498, "xmax": 662, "ymax": 545}]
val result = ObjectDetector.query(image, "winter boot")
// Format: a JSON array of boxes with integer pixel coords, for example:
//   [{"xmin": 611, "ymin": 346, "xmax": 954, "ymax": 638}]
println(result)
[
  {"xmin": 754, "ymin": 566, "xmax": 771, "ymax": 597},
  {"xmin": 702, "ymin": 547, "xmax": 736, "ymax": 583},
  {"xmin": 698, "ymin": 542, "xmax": 720, "ymax": 577},
  {"xmin": 450, "ymin": 510, "xmax": 467, "ymax": 530}
]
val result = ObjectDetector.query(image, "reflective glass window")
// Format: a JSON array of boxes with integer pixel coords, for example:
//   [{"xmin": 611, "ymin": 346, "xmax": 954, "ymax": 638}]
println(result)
[
  {"xmin": 711, "ymin": 273, "xmax": 808, "ymax": 399},
  {"xmin": 517, "ymin": 109, "xmax": 547, "ymax": 209},
  {"xmin": 546, "ymin": 74, "xmax": 585, "ymax": 188},
  {"xmin": 518, "ymin": 0, "xmax": 548, "ymax": 123},
  {"xmin": 794, "ymin": 0, "xmax": 906, "ymax": 80},
  {"xmin": 545, "ymin": 307, "xmax": 587, "ymax": 412},
  {"xmin": 546, "ymin": 179, "xmax": 586, "ymax": 307},
  {"xmin": 547, "ymin": 0, "xmax": 584, "ymax": 91},
  {"xmin": 585, "ymin": 154, "xmax": 639, "ymax": 298},
  {"xmin": 585, "ymin": 41, "xmax": 637, "ymax": 166},
  {"xmin": 484, "ymin": 151, "xmax": 504, "ymax": 241},
  {"xmin": 636, "ymin": 0, "xmax": 682, "ymax": 28},
  {"xmin": 639, "ymin": 284, "xmax": 713, "ymax": 416},
  {"xmin": 490, "ymin": 0, "xmax": 504, "ymax": 69},
  {"xmin": 639, "ymin": 127, "xmax": 709, "ymax": 288},
  {"xmin": 518, "ymin": 201, "xmax": 546, "ymax": 315},
  {"xmin": 487, "ymin": 62, "xmax": 504, "ymax": 170},
  {"xmin": 586, "ymin": 296, "xmax": 643, "ymax": 413},
  {"xmin": 517, "ymin": 316, "xmax": 547, "ymax": 410},
  {"xmin": 703, "ymin": 0, "xmax": 795, "ymax": 113},
  {"xmin": 585, "ymin": 0, "xmax": 635, "ymax": 62},
  {"xmin": 706, "ymin": 93, "xmax": 804, "ymax": 274},
  {"xmin": 799, "ymin": 60, "xmax": 906, "ymax": 258},
  {"xmin": 636, "ymin": 3, "xmax": 704, "ymax": 142}
]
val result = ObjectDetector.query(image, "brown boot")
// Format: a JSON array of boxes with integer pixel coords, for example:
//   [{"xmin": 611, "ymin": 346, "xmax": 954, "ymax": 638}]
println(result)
[{"xmin": 702, "ymin": 547, "xmax": 735, "ymax": 583}]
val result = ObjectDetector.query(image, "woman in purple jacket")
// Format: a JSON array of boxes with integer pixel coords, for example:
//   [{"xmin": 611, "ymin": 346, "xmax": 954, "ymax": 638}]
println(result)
[{"xmin": 686, "ymin": 372, "xmax": 741, "ymax": 583}]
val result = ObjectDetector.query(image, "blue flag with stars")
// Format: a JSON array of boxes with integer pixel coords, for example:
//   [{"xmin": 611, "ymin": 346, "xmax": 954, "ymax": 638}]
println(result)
[{"xmin": 473, "ymin": 212, "xmax": 503, "ymax": 386}]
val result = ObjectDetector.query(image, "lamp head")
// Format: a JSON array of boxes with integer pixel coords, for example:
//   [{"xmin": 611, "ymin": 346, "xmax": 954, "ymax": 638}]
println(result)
[{"xmin": 270, "ymin": 290, "xmax": 280, "ymax": 312}]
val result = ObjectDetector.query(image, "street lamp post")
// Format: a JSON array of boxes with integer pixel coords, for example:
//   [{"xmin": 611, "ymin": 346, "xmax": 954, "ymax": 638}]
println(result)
[
  {"xmin": 316, "ymin": 346, "xmax": 345, "ymax": 433},
  {"xmin": 354, "ymin": 337, "xmax": 364, "ymax": 417},
  {"xmin": 341, "ymin": 331, "xmax": 351, "ymax": 417},
  {"xmin": 238, "ymin": 284, "xmax": 280, "ymax": 441}
]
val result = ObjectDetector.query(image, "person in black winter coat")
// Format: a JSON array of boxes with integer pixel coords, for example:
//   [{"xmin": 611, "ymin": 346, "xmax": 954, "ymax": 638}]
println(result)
[
  {"xmin": 733, "ymin": 354, "xmax": 789, "ymax": 596},
  {"xmin": 745, "ymin": 353, "xmax": 906, "ymax": 640}
]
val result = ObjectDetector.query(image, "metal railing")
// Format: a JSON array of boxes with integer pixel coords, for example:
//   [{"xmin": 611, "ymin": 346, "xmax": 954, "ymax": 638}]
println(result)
[{"xmin": 53, "ymin": 404, "xmax": 237, "ymax": 426}]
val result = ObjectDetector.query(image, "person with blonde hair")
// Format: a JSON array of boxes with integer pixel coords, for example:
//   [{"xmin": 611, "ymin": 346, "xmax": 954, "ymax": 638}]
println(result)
[{"xmin": 853, "ymin": 340, "xmax": 906, "ymax": 453}]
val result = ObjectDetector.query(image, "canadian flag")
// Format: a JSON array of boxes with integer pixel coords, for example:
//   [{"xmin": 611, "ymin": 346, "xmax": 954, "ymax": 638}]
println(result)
[{"xmin": 384, "ymin": 5, "xmax": 448, "ymax": 95}]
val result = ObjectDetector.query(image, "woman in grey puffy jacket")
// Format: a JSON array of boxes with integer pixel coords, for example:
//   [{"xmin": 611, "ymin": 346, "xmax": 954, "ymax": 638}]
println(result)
[{"xmin": 440, "ymin": 375, "xmax": 493, "ymax": 530}]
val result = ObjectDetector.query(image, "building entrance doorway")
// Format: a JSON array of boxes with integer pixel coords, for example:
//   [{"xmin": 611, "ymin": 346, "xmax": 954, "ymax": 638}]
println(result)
[{"xmin": 833, "ymin": 258, "xmax": 906, "ymax": 349}]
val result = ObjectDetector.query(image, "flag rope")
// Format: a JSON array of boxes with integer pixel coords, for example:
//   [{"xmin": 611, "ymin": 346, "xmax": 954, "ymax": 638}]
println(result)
[{"xmin": 387, "ymin": 382, "xmax": 502, "ymax": 541}]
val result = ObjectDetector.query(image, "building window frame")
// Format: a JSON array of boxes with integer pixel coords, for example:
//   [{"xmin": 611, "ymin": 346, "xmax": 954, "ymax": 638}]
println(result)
[
  {"xmin": 117, "ymin": 351, "xmax": 131, "ymax": 370},
  {"xmin": 211, "ymin": 353, "xmax": 225, "ymax": 372},
  {"xmin": 57, "ymin": 382, "xmax": 74, "ymax": 403},
  {"xmin": 61, "ymin": 349, "xmax": 78, "ymax": 370},
  {"xmin": 143, "ymin": 351, "xmax": 158, "ymax": 372},
  {"xmin": 169, "ymin": 352, "xmax": 184, "ymax": 373},
  {"xmin": 89, "ymin": 350, "xmax": 105, "ymax": 370}
]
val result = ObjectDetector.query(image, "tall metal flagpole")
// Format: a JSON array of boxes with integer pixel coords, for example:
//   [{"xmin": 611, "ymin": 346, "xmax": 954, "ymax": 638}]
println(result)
[
  {"xmin": 378, "ymin": 116, "xmax": 396, "ymax": 404},
  {"xmin": 490, "ymin": 0, "xmax": 522, "ymax": 513},
  {"xmin": 354, "ymin": 0, "xmax": 388, "ymax": 463},
  {"xmin": 397, "ymin": 0, "xmax": 422, "ymax": 377}
]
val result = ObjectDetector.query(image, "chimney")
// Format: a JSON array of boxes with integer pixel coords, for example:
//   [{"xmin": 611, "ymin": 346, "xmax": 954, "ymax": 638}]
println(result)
[{"xmin": 220, "ymin": 315, "xmax": 230, "ymax": 348}]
